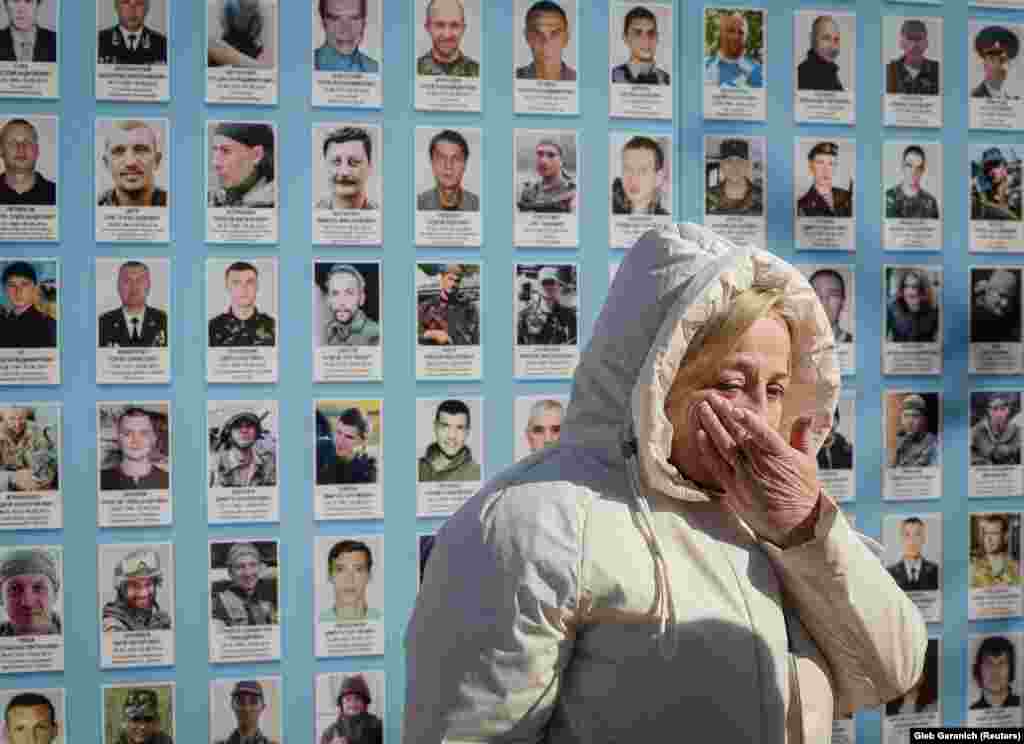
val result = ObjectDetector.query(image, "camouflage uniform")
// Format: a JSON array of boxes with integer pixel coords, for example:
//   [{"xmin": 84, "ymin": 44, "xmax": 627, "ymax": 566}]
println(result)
[
  {"xmin": 885, "ymin": 186, "xmax": 939, "ymax": 219},
  {"xmin": 417, "ymin": 294, "xmax": 479, "ymax": 346},
  {"xmin": 98, "ymin": 188, "xmax": 168, "ymax": 207},
  {"xmin": 116, "ymin": 690, "xmax": 174, "ymax": 744},
  {"xmin": 706, "ymin": 180, "xmax": 764, "ymax": 216},
  {"xmin": 892, "ymin": 431, "xmax": 939, "ymax": 467},
  {"xmin": 972, "ymin": 190, "xmax": 1021, "ymax": 221},
  {"xmin": 416, "ymin": 52, "xmax": 480, "ymax": 77},
  {"xmin": 103, "ymin": 549, "xmax": 172, "ymax": 632},
  {"xmin": 517, "ymin": 174, "xmax": 576, "ymax": 213},
  {"xmin": 210, "ymin": 444, "xmax": 277, "ymax": 487},
  {"xmin": 211, "ymin": 583, "xmax": 277, "ymax": 626},
  {"xmin": 209, "ymin": 310, "xmax": 276, "ymax": 347},
  {"xmin": 971, "ymin": 556, "xmax": 1023, "ymax": 588},
  {"xmin": 325, "ymin": 308, "xmax": 380, "ymax": 346},
  {"xmin": 0, "ymin": 419, "xmax": 57, "ymax": 490}
]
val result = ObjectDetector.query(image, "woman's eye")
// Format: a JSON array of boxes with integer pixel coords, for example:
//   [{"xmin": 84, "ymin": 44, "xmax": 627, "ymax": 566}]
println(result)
[
  {"xmin": 716, "ymin": 382, "xmax": 743, "ymax": 393},
  {"xmin": 767, "ymin": 385, "xmax": 786, "ymax": 399}
]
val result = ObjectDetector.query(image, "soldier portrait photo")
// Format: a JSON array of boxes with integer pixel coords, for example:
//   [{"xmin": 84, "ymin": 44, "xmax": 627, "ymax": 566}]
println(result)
[
  {"xmin": 208, "ymin": 404, "xmax": 277, "ymax": 488},
  {"xmin": 796, "ymin": 141, "xmax": 853, "ymax": 218},
  {"xmin": 514, "ymin": 396, "xmax": 566, "ymax": 461},
  {"xmin": 0, "ymin": 690, "xmax": 63, "ymax": 744},
  {"xmin": 970, "ymin": 513, "xmax": 1022, "ymax": 589},
  {"xmin": 0, "ymin": 546, "xmax": 61, "ymax": 636},
  {"xmin": 971, "ymin": 24, "xmax": 1021, "ymax": 100},
  {"xmin": 100, "ymin": 545, "xmax": 173, "ymax": 632},
  {"xmin": 208, "ymin": 260, "xmax": 276, "ymax": 348},
  {"xmin": 611, "ymin": 134, "xmax": 670, "ymax": 215},
  {"xmin": 0, "ymin": 404, "xmax": 57, "ymax": 492},
  {"xmin": 316, "ymin": 672, "xmax": 384, "ymax": 744},
  {"xmin": 0, "ymin": 117, "xmax": 56, "ymax": 206},
  {"xmin": 971, "ymin": 146, "xmax": 1021, "ymax": 222},
  {"xmin": 318, "ymin": 537, "xmax": 382, "ymax": 623},
  {"xmin": 103, "ymin": 685, "xmax": 173, "ymax": 744},
  {"xmin": 796, "ymin": 13, "xmax": 847, "ymax": 92},
  {"xmin": 971, "ymin": 392, "xmax": 1022, "ymax": 467},
  {"xmin": 885, "ymin": 515, "xmax": 940, "ymax": 593},
  {"xmin": 208, "ymin": 0, "xmax": 275, "ymax": 68},
  {"xmin": 515, "ymin": 0, "xmax": 576, "ymax": 81},
  {"xmin": 416, "ymin": 263, "xmax": 480, "ymax": 347},
  {"xmin": 816, "ymin": 402, "xmax": 853, "ymax": 471},
  {"xmin": 315, "ymin": 401, "xmax": 380, "ymax": 486},
  {"xmin": 416, "ymin": 0, "xmax": 479, "ymax": 78},
  {"xmin": 97, "ymin": 259, "xmax": 168, "ymax": 348},
  {"xmin": 210, "ymin": 680, "xmax": 280, "ymax": 744},
  {"xmin": 314, "ymin": 262, "xmax": 380, "ymax": 348},
  {"xmin": 207, "ymin": 122, "xmax": 276, "ymax": 209},
  {"xmin": 415, "ymin": 128, "xmax": 480, "ymax": 212},
  {"xmin": 611, "ymin": 4, "xmax": 670, "ymax": 85},
  {"xmin": 515, "ymin": 264, "xmax": 578, "ymax": 346},
  {"xmin": 705, "ymin": 136, "xmax": 763, "ymax": 216},
  {"xmin": 885, "ymin": 18, "xmax": 939, "ymax": 96},
  {"xmin": 0, "ymin": 260, "xmax": 56, "ymax": 349},
  {"xmin": 808, "ymin": 267, "xmax": 853, "ymax": 343},
  {"xmin": 516, "ymin": 130, "xmax": 577, "ymax": 213},
  {"xmin": 96, "ymin": 120, "xmax": 168, "ymax": 208},
  {"xmin": 98, "ymin": 404, "xmax": 170, "ymax": 491},
  {"xmin": 417, "ymin": 398, "xmax": 482, "ymax": 483},
  {"xmin": 313, "ymin": 0, "xmax": 378, "ymax": 72},
  {"xmin": 970, "ymin": 635, "xmax": 1021, "ymax": 710},
  {"xmin": 885, "ymin": 266, "xmax": 940, "ymax": 344},
  {"xmin": 314, "ymin": 125, "xmax": 379, "ymax": 212},
  {"xmin": 97, "ymin": 0, "xmax": 167, "ymax": 65},
  {"xmin": 209, "ymin": 541, "xmax": 279, "ymax": 629},
  {"xmin": 886, "ymin": 392, "xmax": 941, "ymax": 469},
  {"xmin": 0, "ymin": 0, "xmax": 56, "ymax": 62},
  {"xmin": 884, "ymin": 144, "xmax": 940, "ymax": 220},
  {"xmin": 972, "ymin": 267, "xmax": 1022, "ymax": 344},
  {"xmin": 703, "ymin": 8, "xmax": 764, "ymax": 89}
]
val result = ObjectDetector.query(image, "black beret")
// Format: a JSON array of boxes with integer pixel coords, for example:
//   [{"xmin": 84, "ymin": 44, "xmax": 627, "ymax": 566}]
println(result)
[
  {"xmin": 976, "ymin": 26, "xmax": 1020, "ymax": 60},
  {"xmin": 213, "ymin": 122, "xmax": 275, "ymax": 150},
  {"xmin": 807, "ymin": 142, "xmax": 839, "ymax": 161},
  {"xmin": 1, "ymin": 261, "xmax": 37, "ymax": 285},
  {"xmin": 719, "ymin": 139, "xmax": 749, "ymax": 160}
]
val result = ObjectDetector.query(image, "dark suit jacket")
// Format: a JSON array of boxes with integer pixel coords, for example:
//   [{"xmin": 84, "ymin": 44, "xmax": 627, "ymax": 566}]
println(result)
[
  {"xmin": 972, "ymin": 81, "xmax": 1018, "ymax": 100},
  {"xmin": 0, "ymin": 26, "xmax": 56, "ymax": 63},
  {"xmin": 887, "ymin": 559, "xmax": 939, "ymax": 591},
  {"xmin": 97, "ymin": 25, "xmax": 167, "ymax": 65},
  {"xmin": 98, "ymin": 306, "xmax": 167, "ymax": 347}
]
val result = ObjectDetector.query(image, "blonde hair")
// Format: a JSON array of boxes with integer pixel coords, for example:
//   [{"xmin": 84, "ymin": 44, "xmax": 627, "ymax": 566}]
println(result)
[{"xmin": 667, "ymin": 287, "xmax": 790, "ymax": 407}]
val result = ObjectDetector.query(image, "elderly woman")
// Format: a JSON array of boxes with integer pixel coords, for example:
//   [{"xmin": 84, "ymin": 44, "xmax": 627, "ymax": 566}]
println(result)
[{"xmin": 406, "ymin": 225, "xmax": 926, "ymax": 742}]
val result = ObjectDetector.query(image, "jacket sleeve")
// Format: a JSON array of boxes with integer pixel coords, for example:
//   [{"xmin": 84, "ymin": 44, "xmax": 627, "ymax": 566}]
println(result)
[
  {"xmin": 404, "ymin": 483, "xmax": 582, "ymax": 743},
  {"xmin": 760, "ymin": 497, "xmax": 927, "ymax": 715}
]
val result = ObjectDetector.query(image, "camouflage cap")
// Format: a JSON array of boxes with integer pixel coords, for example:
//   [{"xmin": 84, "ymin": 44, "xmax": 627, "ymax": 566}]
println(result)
[
  {"xmin": 122, "ymin": 689, "xmax": 159, "ymax": 720},
  {"xmin": 0, "ymin": 549, "xmax": 58, "ymax": 594},
  {"xmin": 231, "ymin": 680, "xmax": 264, "ymax": 701},
  {"xmin": 114, "ymin": 549, "xmax": 162, "ymax": 584},
  {"xmin": 901, "ymin": 394, "xmax": 927, "ymax": 413},
  {"xmin": 226, "ymin": 542, "xmax": 261, "ymax": 568}
]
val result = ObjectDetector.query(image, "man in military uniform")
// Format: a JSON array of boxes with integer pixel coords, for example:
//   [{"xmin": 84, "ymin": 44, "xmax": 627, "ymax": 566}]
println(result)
[
  {"xmin": 816, "ymin": 405, "xmax": 853, "ymax": 471},
  {"xmin": 314, "ymin": 0, "xmax": 378, "ymax": 72},
  {"xmin": 115, "ymin": 689, "xmax": 173, "ymax": 744},
  {"xmin": 418, "ymin": 399, "xmax": 481, "ymax": 483},
  {"xmin": 214, "ymin": 681, "xmax": 278, "ymax": 744},
  {"xmin": 611, "ymin": 135, "xmax": 669, "ymax": 215},
  {"xmin": 100, "ymin": 407, "xmax": 169, "ymax": 491},
  {"xmin": 209, "ymin": 410, "xmax": 277, "ymax": 488},
  {"xmin": 797, "ymin": 141, "xmax": 852, "ymax": 218},
  {"xmin": 0, "ymin": 119, "xmax": 56, "ymax": 205},
  {"xmin": 887, "ymin": 517, "xmax": 939, "ymax": 592},
  {"xmin": 99, "ymin": 261, "xmax": 168, "ymax": 347},
  {"xmin": 102, "ymin": 548, "xmax": 172, "ymax": 632},
  {"xmin": 4, "ymin": 692, "xmax": 60, "ymax": 744},
  {"xmin": 516, "ymin": 1, "xmax": 576, "ymax": 81},
  {"xmin": 973, "ymin": 26, "xmax": 1020, "ymax": 99},
  {"xmin": 611, "ymin": 6, "xmax": 670, "ymax": 85},
  {"xmin": 417, "ymin": 0, "xmax": 478, "ymax": 77},
  {"xmin": 971, "ymin": 515, "xmax": 1022, "ymax": 588},
  {"xmin": 971, "ymin": 394, "xmax": 1022, "ymax": 467},
  {"xmin": 317, "ymin": 407, "xmax": 377, "ymax": 485},
  {"xmin": 706, "ymin": 138, "xmax": 763, "ymax": 216},
  {"xmin": 320, "ymin": 675, "xmax": 382, "ymax": 744},
  {"xmin": 809, "ymin": 268, "xmax": 852, "ymax": 343},
  {"xmin": 417, "ymin": 129, "xmax": 479, "ymax": 212},
  {"xmin": 0, "ymin": 548, "xmax": 60, "ymax": 636},
  {"xmin": 886, "ymin": 19, "xmax": 939, "ymax": 96},
  {"xmin": 972, "ymin": 147, "xmax": 1021, "ymax": 221},
  {"xmin": 0, "ymin": 406, "xmax": 56, "ymax": 492},
  {"xmin": 517, "ymin": 138, "xmax": 576, "ymax": 213},
  {"xmin": 97, "ymin": 0, "xmax": 168, "ymax": 65},
  {"xmin": 209, "ymin": 261, "xmax": 276, "ymax": 347},
  {"xmin": 891, "ymin": 394, "xmax": 939, "ymax": 468},
  {"xmin": 98, "ymin": 122, "xmax": 167, "ymax": 208},
  {"xmin": 797, "ymin": 15, "xmax": 843, "ymax": 91},
  {"xmin": 885, "ymin": 145, "xmax": 940, "ymax": 219},
  {"xmin": 322, "ymin": 264, "xmax": 380, "ymax": 346},
  {"xmin": 211, "ymin": 542, "xmax": 277, "ymax": 628},
  {"xmin": 417, "ymin": 264, "xmax": 479, "ymax": 346},
  {"xmin": 0, "ymin": 0, "xmax": 56, "ymax": 62},
  {"xmin": 208, "ymin": 122, "xmax": 275, "ymax": 208},
  {"xmin": 517, "ymin": 266, "xmax": 577, "ymax": 346},
  {"xmin": 0, "ymin": 261, "xmax": 56, "ymax": 348},
  {"xmin": 972, "ymin": 268, "xmax": 1021, "ymax": 344}
]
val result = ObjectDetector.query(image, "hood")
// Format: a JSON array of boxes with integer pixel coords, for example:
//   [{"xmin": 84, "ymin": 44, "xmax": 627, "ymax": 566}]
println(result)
[{"xmin": 562, "ymin": 223, "xmax": 840, "ymax": 503}]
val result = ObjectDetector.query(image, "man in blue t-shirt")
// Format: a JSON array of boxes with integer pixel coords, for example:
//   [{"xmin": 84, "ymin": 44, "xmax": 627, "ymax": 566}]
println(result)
[{"xmin": 704, "ymin": 11, "xmax": 762, "ymax": 89}]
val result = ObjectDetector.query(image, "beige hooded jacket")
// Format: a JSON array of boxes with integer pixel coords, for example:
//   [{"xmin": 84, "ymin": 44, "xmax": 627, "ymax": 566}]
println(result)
[{"xmin": 405, "ymin": 225, "xmax": 927, "ymax": 743}]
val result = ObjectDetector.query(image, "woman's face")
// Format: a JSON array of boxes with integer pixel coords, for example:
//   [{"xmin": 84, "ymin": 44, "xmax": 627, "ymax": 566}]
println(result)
[{"xmin": 667, "ymin": 314, "xmax": 791, "ymax": 488}]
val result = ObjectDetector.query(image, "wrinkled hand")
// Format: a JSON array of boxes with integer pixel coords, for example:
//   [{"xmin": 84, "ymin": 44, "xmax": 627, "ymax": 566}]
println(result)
[{"xmin": 696, "ymin": 394, "xmax": 821, "ymax": 548}]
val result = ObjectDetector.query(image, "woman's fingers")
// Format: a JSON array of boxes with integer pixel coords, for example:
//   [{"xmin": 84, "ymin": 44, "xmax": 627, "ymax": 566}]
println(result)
[
  {"xmin": 697, "ymin": 429, "xmax": 734, "ymax": 486},
  {"xmin": 730, "ymin": 406, "xmax": 789, "ymax": 455},
  {"xmin": 698, "ymin": 400, "xmax": 739, "ymax": 465}
]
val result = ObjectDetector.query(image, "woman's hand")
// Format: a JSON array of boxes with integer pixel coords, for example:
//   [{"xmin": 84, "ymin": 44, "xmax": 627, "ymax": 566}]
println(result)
[{"xmin": 695, "ymin": 393, "xmax": 822, "ymax": 548}]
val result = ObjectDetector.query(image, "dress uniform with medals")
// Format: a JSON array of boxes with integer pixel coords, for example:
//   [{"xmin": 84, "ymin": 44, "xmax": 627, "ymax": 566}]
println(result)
[
  {"xmin": 797, "ymin": 142, "xmax": 853, "ymax": 218},
  {"xmin": 98, "ymin": 305, "xmax": 168, "ymax": 347},
  {"xmin": 97, "ymin": 25, "xmax": 168, "ymax": 65}
]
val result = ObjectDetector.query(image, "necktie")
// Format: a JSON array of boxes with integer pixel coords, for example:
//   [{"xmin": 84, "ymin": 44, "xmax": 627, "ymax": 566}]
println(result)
[
  {"xmin": 19, "ymin": 41, "xmax": 30, "ymax": 60},
  {"xmin": 131, "ymin": 318, "xmax": 140, "ymax": 343},
  {"xmin": 128, "ymin": 34, "xmax": 137, "ymax": 51},
  {"xmin": 910, "ymin": 567, "xmax": 918, "ymax": 584}
]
